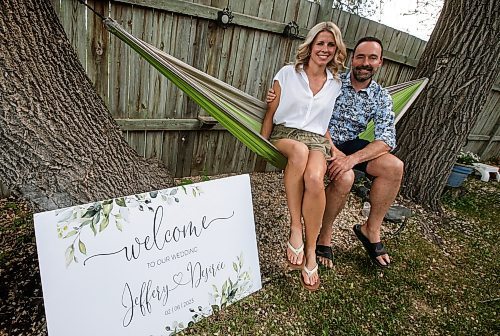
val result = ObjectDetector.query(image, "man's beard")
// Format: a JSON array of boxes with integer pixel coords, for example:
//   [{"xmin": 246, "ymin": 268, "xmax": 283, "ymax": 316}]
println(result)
[{"xmin": 352, "ymin": 65, "xmax": 375, "ymax": 82}]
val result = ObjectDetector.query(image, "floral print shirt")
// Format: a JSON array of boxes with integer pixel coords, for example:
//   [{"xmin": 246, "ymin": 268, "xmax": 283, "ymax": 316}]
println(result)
[{"xmin": 328, "ymin": 72, "xmax": 396, "ymax": 149}]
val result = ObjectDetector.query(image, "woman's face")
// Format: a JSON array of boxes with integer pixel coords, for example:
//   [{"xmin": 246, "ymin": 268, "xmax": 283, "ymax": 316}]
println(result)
[{"xmin": 309, "ymin": 31, "xmax": 336, "ymax": 67}]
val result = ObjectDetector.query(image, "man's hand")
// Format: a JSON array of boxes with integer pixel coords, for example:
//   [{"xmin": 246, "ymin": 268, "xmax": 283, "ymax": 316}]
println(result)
[
  {"xmin": 266, "ymin": 89, "xmax": 277, "ymax": 103},
  {"xmin": 327, "ymin": 154, "xmax": 357, "ymax": 180}
]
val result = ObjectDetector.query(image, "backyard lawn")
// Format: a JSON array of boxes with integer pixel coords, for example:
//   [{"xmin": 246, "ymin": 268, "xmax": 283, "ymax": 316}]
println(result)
[{"xmin": 0, "ymin": 174, "xmax": 498, "ymax": 335}]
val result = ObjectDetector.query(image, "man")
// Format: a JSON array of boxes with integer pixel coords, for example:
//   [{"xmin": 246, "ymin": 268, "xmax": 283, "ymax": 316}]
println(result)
[{"xmin": 267, "ymin": 37, "xmax": 403, "ymax": 268}]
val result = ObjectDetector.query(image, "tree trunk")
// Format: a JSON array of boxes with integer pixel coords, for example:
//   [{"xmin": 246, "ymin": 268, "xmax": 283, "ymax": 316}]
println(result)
[
  {"xmin": 395, "ymin": 0, "xmax": 500, "ymax": 209},
  {"xmin": 0, "ymin": 0, "xmax": 174, "ymax": 212}
]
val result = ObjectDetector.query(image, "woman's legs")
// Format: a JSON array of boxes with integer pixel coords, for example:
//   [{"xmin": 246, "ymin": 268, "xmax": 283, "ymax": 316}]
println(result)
[
  {"xmin": 301, "ymin": 150, "xmax": 327, "ymax": 285},
  {"xmin": 274, "ymin": 139, "xmax": 309, "ymax": 266}
]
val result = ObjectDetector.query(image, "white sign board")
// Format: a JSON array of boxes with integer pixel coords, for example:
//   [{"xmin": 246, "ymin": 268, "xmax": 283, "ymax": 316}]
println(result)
[{"xmin": 34, "ymin": 174, "xmax": 261, "ymax": 335}]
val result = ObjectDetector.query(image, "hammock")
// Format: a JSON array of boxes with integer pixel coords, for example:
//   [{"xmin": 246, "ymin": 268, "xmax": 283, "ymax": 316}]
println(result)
[{"xmin": 103, "ymin": 18, "xmax": 428, "ymax": 169}]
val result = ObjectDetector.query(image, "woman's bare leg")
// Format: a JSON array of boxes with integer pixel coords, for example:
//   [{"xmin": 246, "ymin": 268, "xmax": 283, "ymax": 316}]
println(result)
[
  {"xmin": 301, "ymin": 150, "xmax": 327, "ymax": 285},
  {"xmin": 274, "ymin": 139, "xmax": 309, "ymax": 266}
]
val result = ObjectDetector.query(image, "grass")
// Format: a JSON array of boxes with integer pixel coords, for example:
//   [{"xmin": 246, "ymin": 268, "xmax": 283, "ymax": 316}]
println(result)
[
  {"xmin": 181, "ymin": 178, "xmax": 499, "ymax": 335},
  {"xmin": 0, "ymin": 178, "xmax": 498, "ymax": 335}
]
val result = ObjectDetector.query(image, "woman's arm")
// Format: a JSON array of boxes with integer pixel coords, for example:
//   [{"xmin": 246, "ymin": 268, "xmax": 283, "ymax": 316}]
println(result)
[{"xmin": 260, "ymin": 80, "xmax": 281, "ymax": 139}]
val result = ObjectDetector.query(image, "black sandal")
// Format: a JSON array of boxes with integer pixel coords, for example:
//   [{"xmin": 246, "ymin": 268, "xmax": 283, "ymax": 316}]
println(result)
[
  {"xmin": 353, "ymin": 224, "xmax": 390, "ymax": 268},
  {"xmin": 316, "ymin": 244, "xmax": 334, "ymax": 268}
]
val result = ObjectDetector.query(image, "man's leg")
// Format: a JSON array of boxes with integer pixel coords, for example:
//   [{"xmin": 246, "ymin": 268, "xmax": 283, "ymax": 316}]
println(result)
[
  {"xmin": 362, "ymin": 153, "xmax": 404, "ymax": 266},
  {"xmin": 317, "ymin": 170, "xmax": 355, "ymax": 268}
]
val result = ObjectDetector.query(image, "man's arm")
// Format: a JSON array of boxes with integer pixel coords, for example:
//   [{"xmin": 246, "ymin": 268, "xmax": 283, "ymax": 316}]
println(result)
[
  {"xmin": 266, "ymin": 88, "xmax": 277, "ymax": 103},
  {"xmin": 348, "ymin": 140, "xmax": 391, "ymax": 163},
  {"xmin": 327, "ymin": 140, "xmax": 390, "ymax": 180}
]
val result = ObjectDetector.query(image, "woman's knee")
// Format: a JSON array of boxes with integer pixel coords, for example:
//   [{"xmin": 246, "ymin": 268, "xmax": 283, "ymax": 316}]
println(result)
[
  {"xmin": 304, "ymin": 168, "xmax": 327, "ymax": 194},
  {"xmin": 284, "ymin": 142, "xmax": 309, "ymax": 168}
]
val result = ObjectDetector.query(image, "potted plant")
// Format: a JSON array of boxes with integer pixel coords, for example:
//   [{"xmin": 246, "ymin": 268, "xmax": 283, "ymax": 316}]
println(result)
[{"xmin": 447, "ymin": 151, "xmax": 481, "ymax": 187}]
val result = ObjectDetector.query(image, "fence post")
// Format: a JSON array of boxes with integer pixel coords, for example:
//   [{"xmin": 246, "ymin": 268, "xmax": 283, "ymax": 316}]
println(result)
[{"xmin": 316, "ymin": 0, "xmax": 334, "ymax": 23}]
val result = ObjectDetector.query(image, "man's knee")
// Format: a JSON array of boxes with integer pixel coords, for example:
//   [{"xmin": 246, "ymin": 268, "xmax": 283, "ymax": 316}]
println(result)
[
  {"xmin": 326, "ymin": 169, "xmax": 355, "ymax": 195},
  {"xmin": 368, "ymin": 154, "xmax": 404, "ymax": 181},
  {"xmin": 388, "ymin": 155, "xmax": 404, "ymax": 180}
]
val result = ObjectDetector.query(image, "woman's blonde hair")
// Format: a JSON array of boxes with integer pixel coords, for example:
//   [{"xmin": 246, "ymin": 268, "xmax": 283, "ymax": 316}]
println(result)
[{"xmin": 295, "ymin": 22, "xmax": 347, "ymax": 77}]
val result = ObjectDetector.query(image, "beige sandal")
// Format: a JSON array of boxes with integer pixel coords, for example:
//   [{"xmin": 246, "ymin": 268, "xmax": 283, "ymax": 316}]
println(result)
[
  {"xmin": 286, "ymin": 241, "xmax": 304, "ymax": 270},
  {"xmin": 300, "ymin": 264, "xmax": 320, "ymax": 291}
]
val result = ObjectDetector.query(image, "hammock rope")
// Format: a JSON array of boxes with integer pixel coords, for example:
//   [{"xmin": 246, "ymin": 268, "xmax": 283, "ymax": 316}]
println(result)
[{"xmin": 100, "ymin": 16, "xmax": 428, "ymax": 169}]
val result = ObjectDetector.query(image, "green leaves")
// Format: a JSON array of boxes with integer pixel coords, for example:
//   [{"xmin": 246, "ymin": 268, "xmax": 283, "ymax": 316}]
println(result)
[
  {"xmin": 65, "ymin": 245, "xmax": 74, "ymax": 267},
  {"xmin": 78, "ymin": 240, "xmax": 87, "ymax": 255},
  {"xmin": 115, "ymin": 197, "xmax": 126, "ymax": 207},
  {"xmin": 64, "ymin": 230, "xmax": 77, "ymax": 239},
  {"xmin": 99, "ymin": 215, "xmax": 109, "ymax": 232}
]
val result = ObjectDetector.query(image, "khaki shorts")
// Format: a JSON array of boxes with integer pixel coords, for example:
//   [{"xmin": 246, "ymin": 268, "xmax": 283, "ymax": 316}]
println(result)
[{"xmin": 269, "ymin": 125, "xmax": 332, "ymax": 159}]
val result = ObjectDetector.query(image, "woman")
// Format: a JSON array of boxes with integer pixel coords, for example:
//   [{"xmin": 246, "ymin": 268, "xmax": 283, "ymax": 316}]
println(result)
[{"xmin": 260, "ymin": 22, "xmax": 346, "ymax": 291}]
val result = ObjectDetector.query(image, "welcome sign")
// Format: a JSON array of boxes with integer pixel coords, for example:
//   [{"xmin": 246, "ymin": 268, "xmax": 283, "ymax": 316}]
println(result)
[{"xmin": 34, "ymin": 174, "xmax": 261, "ymax": 335}]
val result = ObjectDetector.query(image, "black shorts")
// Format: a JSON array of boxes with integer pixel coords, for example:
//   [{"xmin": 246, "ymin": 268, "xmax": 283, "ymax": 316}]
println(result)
[{"xmin": 336, "ymin": 138, "xmax": 370, "ymax": 173}]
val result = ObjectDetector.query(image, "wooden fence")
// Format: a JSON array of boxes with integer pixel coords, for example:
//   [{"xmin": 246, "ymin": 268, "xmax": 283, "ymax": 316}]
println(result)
[
  {"xmin": 49, "ymin": 0, "xmax": 429, "ymax": 178},
  {"xmin": 1, "ymin": 0, "xmax": 498, "ymax": 198},
  {"xmin": 463, "ymin": 79, "xmax": 500, "ymax": 159}
]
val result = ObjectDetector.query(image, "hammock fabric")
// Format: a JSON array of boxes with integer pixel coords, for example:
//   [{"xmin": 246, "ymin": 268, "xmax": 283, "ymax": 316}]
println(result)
[{"xmin": 104, "ymin": 18, "xmax": 428, "ymax": 170}]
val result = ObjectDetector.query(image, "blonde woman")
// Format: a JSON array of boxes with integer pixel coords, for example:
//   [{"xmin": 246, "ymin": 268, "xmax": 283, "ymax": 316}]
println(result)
[{"xmin": 261, "ymin": 22, "xmax": 346, "ymax": 291}]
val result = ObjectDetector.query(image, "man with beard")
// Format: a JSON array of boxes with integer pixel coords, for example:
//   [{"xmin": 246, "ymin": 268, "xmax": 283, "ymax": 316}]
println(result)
[{"xmin": 267, "ymin": 37, "xmax": 402, "ymax": 269}]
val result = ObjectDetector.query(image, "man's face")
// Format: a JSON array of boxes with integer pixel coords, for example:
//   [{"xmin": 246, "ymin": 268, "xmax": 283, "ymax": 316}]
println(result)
[{"xmin": 351, "ymin": 41, "xmax": 383, "ymax": 83}]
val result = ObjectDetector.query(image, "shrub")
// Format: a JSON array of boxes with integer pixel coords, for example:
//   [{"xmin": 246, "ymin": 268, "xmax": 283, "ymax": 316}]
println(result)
[{"xmin": 457, "ymin": 151, "xmax": 480, "ymax": 166}]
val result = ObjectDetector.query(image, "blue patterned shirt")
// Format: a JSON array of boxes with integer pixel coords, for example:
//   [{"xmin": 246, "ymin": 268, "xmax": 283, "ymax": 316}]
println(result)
[{"xmin": 328, "ymin": 72, "xmax": 396, "ymax": 149}]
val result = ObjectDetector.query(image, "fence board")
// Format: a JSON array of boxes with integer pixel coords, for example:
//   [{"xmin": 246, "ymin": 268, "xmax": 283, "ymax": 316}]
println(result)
[
  {"xmin": 87, "ymin": 0, "xmax": 110, "ymax": 104},
  {"xmin": 376, "ymin": 25, "xmax": 395, "ymax": 86},
  {"xmin": 336, "ymin": 10, "xmax": 351, "ymax": 38},
  {"xmin": 343, "ymin": 13, "xmax": 360, "ymax": 46},
  {"xmin": 307, "ymin": 2, "xmax": 320, "ymax": 29},
  {"xmin": 144, "ymin": 131, "xmax": 164, "ymax": 161},
  {"xmin": 109, "ymin": 4, "xmax": 132, "ymax": 119},
  {"xmin": 60, "ymin": 0, "xmax": 87, "ymax": 70},
  {"xmin": 329, "ymin": 7, "xmax": 340, "ymax": 22},
  {"xmin": 149, "ymin": 11, "xmax": 173, "ymax": 118},
  {"xmin": 190, "ymin": 19, "xmax": 210, "ymax": 117}
]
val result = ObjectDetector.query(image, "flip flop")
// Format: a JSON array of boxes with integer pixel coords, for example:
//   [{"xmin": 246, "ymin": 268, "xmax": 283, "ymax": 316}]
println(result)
[
  {"xmin": 286, "ymin": 241, "xmax": 304, "ymax": 270},
  {"xmin": 353, "ymin": 224, "xmax": 390, "ymax": 268},
  {"xmin": 300, "ymin": 263, "xmax": 320, "ymax": 291},
  {"xmin": 316, "ymin": 244, "xmax": 334, "ymax": 268}
]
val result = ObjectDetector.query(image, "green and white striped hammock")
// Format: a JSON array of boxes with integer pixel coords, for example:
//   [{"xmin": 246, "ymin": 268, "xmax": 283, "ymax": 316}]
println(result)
[{"xmin": 104, "ymin": 18, "xmax": 428, "ymax": 169}]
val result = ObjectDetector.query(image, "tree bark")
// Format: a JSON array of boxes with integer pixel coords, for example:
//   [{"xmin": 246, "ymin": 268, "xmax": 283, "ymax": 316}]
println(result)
[
  {"xmin": 396, "ymin": 0, "xmax": 500, "ymax": 209},
  {"xmin": 0, "ymin": 0, "xmax": 174, "ymax": 212}
]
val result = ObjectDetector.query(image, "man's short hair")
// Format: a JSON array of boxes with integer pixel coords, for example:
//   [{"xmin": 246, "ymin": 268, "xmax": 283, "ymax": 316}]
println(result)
[{"xmin": 353, "ymin": 37, "xmax": 384, "ymax": 57}]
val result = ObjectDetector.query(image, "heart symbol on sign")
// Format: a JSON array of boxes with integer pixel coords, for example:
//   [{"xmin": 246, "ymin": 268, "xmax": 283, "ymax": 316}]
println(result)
[{"xmin": 172, "ymin": 272, "xmax": 185, "ymax": 285}]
